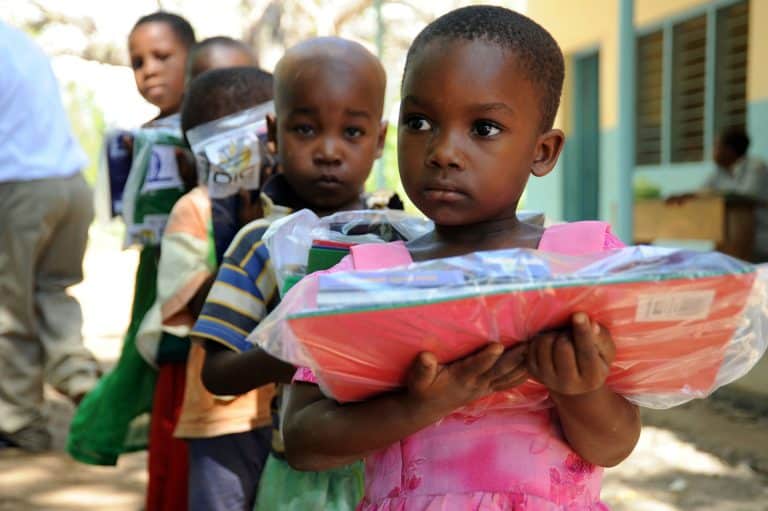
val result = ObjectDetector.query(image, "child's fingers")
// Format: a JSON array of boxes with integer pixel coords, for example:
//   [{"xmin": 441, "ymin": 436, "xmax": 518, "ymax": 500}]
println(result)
[
  {"xmin": 407, "ymin": 351, "xmax": 439, "ymax": 395},
  {"xmin": 483, "ymin": 343, "xmax": 527, "ymax": 381},
  {"xmin": 491, "ymin": 366, "xmax": 529, "ymax": 391},
  {"xmin": 592, "ymin": 323, "xmax": 616, "ymax": 366},
  {"xmin": 552, "ymin": 333, "xmax": 579, "ymax": 381},
  {"xmin": 528, "ymin": 333, "xmax": 556, "ymax": 382},
  {"xmin": 571, "ymin": 312, "xmax": 603, "ymax": 376},
  {"xmin": 451, "ymin": 343, "xmax": 504, "ymax": 380}
]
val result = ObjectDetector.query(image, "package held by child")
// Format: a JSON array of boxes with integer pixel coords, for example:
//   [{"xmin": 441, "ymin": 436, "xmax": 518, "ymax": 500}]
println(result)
[{"xmin": 250, "ymin": 240, "xmax": 768, "ymax": 411}]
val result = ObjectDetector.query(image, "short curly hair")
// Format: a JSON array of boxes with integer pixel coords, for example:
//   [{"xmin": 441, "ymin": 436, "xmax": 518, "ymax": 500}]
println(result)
[
  {"xmin": 404, "ymin": 5, "xmax": 564, "ymax": 132},
  {"xmin": 719, "ymin": 126, "xmax": 750, "ymax": 158},
  {"xmin": 186, "ymin": 36, "xmax": 257, "ymax": 83},
  {"xmin": 132, "ymin": 12, "xmax": 196, "ymax": 49},
  {"xmin": 181, "ymin": 67, "xmax": 273, "ymax": 134}
]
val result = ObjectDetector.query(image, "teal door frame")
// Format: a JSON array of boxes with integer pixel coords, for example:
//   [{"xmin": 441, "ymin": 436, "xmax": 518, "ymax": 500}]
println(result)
[{"xmin": 564, "ymin": 50, "xmax": 601, "ymax": 221}]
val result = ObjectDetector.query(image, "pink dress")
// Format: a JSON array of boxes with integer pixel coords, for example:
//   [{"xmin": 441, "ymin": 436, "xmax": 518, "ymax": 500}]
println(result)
[{"xmin": 294, "ymin": 222, "xmax": 624, "ymax": 510}]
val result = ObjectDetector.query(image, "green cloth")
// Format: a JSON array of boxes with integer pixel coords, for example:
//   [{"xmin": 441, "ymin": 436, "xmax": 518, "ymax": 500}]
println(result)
[
  {"xmin": 67, "ymin": 126, "xmax": 193, "ymax": 465},
  {"xmin": 260, "ymin": 248, "xmax": 365, "ymax": 509},
  {"xmin": 67, "ymin": 247, "xmax": 160, "ymax": 465},
  {"xmin": 253, "ymin": 454, "xmax": 364, "ymax": 511}
]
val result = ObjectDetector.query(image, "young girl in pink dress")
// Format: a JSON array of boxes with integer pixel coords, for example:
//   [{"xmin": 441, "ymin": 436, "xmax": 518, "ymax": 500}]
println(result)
[{"xmin": 280, "ymin": 6, "xmax": 641, "ymax": 509}]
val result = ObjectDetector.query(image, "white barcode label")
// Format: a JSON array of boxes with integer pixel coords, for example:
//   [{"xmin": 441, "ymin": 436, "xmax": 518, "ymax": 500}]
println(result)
[{"xmin": 636, "ymin": 291, "xmax": 715, "ymax": 322}]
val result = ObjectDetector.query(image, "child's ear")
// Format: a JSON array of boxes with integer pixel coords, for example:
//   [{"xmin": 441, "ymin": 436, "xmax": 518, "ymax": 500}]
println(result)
[
  {"xmin": 375, "ymin": 120, "xmax": 388, "ymax": 159},
  {"xmin": 266, "ymin": 114, "xmax": 278, "ymax": 150},
  {"xmin": 530, "ymin": 129, "xmax": 565, "ymax": 178}
]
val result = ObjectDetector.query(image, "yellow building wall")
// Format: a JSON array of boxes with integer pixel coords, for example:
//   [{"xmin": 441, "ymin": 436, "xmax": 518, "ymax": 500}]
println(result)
[
  {"xmin": 526, "ymin": 0, "xmax": 768, "ymax": 226},
  {"xmin": 748, "ymin": 0, "xmax": 768, "ymax": 101},
  {"xmin": 527, "ymin": 0, "xmax": 618, "ymax": 129},
  {"xmin": 635, "ymin": 0, "xmax": 712, "ymax": 25},
  {"xmin": 635, "ymin": 0, "xmax": 768, "ymax": 102},
  {"xmin": 528, "ymin": 0, "xmax": 768, "ymax": 123}
]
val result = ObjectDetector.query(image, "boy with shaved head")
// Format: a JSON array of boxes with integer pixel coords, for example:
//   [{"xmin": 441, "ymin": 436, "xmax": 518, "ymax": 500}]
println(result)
[{"xmin": 190, "ymin": 37, "xmax": 393, "ymax": 510}]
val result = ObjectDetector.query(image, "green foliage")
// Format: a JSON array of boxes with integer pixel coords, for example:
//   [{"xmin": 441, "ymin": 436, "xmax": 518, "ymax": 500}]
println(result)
[
  {"xmin": 63, "ymin": 82, "xmax": 106, "ymax": 186},
  {"xmin": 365, "ymin": 123, "xmax": 418, "ymax": 213},
  {"xmin": 634, "ymin": 177, "xmax": 662, "ymax": 200}
]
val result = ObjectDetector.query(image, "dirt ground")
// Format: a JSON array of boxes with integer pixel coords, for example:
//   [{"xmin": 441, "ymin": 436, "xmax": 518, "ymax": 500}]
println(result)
[{"xmin": 1, "ymin": 224, "xmax": 767, "ymax": 510}]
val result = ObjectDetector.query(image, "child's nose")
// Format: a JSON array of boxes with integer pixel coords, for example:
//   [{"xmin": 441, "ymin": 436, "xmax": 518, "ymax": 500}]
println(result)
[
  {"xmin": 313, "ymin": 137, "xmax": 343, "ymax": 166},
  {"xmin": 426, "ymin": 130, "xmax": 464, "ymax": 170},
  {"xmin": 143, "ymin": 56, "xmax": 163, "ymax": 77}
]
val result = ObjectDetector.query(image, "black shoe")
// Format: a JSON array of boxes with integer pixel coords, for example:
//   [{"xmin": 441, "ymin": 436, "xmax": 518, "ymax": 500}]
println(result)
[{"xmin": 0, "ymin": 423, "xmax": 52, "ymax": 453}]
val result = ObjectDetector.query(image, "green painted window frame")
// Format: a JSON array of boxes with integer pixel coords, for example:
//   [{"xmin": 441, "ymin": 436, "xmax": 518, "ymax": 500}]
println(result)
[{"xmin": 634, "ymin": 0, "xmax": 748, "ymax": 168}]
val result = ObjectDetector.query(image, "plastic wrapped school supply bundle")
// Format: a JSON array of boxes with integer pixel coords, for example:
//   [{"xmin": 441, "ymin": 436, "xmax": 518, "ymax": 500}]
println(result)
[
  {"xmin": 264, "ymin": 208, "xmax": 544, "ymax": 295},
  {"xmin": 101, "ymin": 130, "xmax": 134, "ymax": 217},
  {"xmin": 121, "ymin": 123, "xmax": 188, "ymax": 247},
  {"xmin": 250, "ymin": 245, "xmax": 768, "ymax": 411},
  {"xmin": 186, "ymin": 102, "xmax": 275, "ymax": 261},
  {"xmin": 264, "ymin": 209, "xmax": 433, "ymax": 294}
]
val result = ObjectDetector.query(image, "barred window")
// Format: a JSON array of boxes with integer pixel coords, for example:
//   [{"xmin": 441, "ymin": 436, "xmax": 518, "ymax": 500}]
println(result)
[
  {"xmin": 634, "ymin": 1, "xmax": 748, "ymax": 166},
  {"xmin": 714, "ymin": 1, "xmax": 749, "ymax": 134},
  {"xmin": 636, "ymin": 31, "xmax": 663, "ymax": 165}
]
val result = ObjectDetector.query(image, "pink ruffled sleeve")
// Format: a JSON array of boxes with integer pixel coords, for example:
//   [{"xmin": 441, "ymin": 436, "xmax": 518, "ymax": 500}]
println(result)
[
  {"xmin": 293, "ymin": 367, "xmax": 319, "ymax": 384},
  {"xmin": 603, "ymin": 231, "xmax": 626, "ymax": 250}
]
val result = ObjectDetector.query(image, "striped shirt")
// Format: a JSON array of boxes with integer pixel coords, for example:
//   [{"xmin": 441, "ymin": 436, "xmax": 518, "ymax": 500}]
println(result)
[{"xmin": 191, "ymin": 196, "xmax": 291, "ymax": 352}]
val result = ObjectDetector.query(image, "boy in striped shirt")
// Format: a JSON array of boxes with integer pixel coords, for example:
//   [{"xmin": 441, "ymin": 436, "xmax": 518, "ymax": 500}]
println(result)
[{"xmin": 191, "ymin": 37, "xmax": 391, "ymax": 509}]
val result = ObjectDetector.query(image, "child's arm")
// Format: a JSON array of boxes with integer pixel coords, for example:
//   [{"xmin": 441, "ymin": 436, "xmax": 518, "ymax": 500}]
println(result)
[
  {"xmin": 282, "ymin": 343, "xmax": 529, "ymax": 471},
  {"xmin": 190, "ymin": 221, "xmax": 292, "ymax": 396},
  {"xmin": 199, "ymin": 339, "xmax": 295, "ymax": 395},
  {"xmin": 528, "ymin": 313, "xmax": 641, "ymax": 467},
  {"xmin": 187, "ymin": 275, "xmax": 215, "ymax": 319}
]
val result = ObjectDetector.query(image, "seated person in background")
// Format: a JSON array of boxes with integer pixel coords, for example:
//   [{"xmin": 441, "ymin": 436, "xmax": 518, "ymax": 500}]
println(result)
[
  {"xmin": 670, "ymin": 127, "xmax": 768, "ymax": 262},
  {"xmin": 708, "ymin": 128, "xmax": 768, "ymax": 261}
]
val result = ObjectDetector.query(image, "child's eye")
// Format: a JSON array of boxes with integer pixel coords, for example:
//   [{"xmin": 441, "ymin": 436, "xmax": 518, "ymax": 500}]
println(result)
[
  {"xmin": 131, "ymin": 57, "xmax": 143, "ymax": 70},
  {"xmin": 404, "ymin": 116, "xmax": 431, "ymax": 132},
  {"xmin": 344, "ymin": 127, "xmax": 365, "ymax": 138},
  {"xmin": 154, "ymin": 52, "xmax": 170, "ymax": 61},
  {"xmin": 471, "ymin": 121, "xmax": 502, "ymax": 138},
  {"xmin": 291, "ymin": 124, "xmax": 315, "ymax": 136}
]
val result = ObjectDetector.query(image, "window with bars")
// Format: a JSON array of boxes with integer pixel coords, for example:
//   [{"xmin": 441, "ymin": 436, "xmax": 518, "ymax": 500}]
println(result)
[
  {"xmin": 715, "ymin": 1, "xmax": 748, "ymax": 135},
  {"xmin": 635, "ymin": 31, "xmax": 663, "ymax": 165},
  {"xmin": 671, "ymin": 15, "xmax": 707, "ymax": 162},
  {"xmin": 634, "ymin": 0, "xmax": 748, "ymax": 166}
]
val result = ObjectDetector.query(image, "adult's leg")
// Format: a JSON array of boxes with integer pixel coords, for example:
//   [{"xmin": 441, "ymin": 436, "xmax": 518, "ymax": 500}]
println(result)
[
  {"xmin": 35, "ymin": 173, "xmax": 99, "ymax": 399},
  {"xmin": 187, "ymin": 426, "xmax": 272, "ymax": 511},
  {"xmin": 0, "ymin": 178, "xmax": 59, "ymax": 447}
]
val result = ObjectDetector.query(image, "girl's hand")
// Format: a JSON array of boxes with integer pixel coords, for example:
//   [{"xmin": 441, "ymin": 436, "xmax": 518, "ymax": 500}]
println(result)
[
  {"xmin": 406, "ymin": 342, "xmax": 529, "ymax": 417},
  {"xmin": 527, "ymin": 313, "xmax": 615, "ymax": 396}
]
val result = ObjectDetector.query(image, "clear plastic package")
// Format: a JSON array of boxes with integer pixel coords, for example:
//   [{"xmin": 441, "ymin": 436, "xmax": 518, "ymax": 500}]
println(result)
[
  {"xmin": 263, "ymin": 209, "xmax": 434, "ymax": 294},
  {"xmin": 186, "ymin": 101, "xmax": 274, "ymax": 199},
  {"xmin": 186, "ymin": 102, "xmax": 275, "ymax": 262},
  {"xmin": 121, "ymin": 124, "xmax": 187, "ymax": 247},
  {"xmin": 263, "ymin": 209, "xmax": 544, "ymax": 295},
  {"xmin": 249, "ymin": 244, "xmax": 768, "ymax": 411}
]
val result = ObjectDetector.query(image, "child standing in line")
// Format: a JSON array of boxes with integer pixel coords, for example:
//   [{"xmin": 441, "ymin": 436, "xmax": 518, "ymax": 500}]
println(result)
[
  {"xmin": 190, "ymin": 38, "xmax": 393, "ymax": 510},
  {"xmin": 135, "ymin": 38, "xmax": 263, "ymax": 509},
  {"xmin": 281, "ymin": 7, "xmax": 641, "ymax": 510},
  {"xmin": 169, "ymin": 66, "xmax": 277, "ymax": 511},
  {"xmin": 185, "ymin": 36, "xmax": 258, "ymax": 84},
  {"xmin": 129, "ymin": 12, "xmax": 195, "ymax": 125},
  {"xmin": 67, "ymin": 12, "xmax": 195, "ymax": 468}
]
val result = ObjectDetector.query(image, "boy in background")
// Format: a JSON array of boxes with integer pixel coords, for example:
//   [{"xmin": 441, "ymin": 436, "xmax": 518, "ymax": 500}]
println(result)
[
  {"xmin": 191, "ymin": 37, "xmax": 392, "ymax": 510},
  {"xmin": 161, "ymin": 66, "xmax": 278, "ymax": 511}
]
